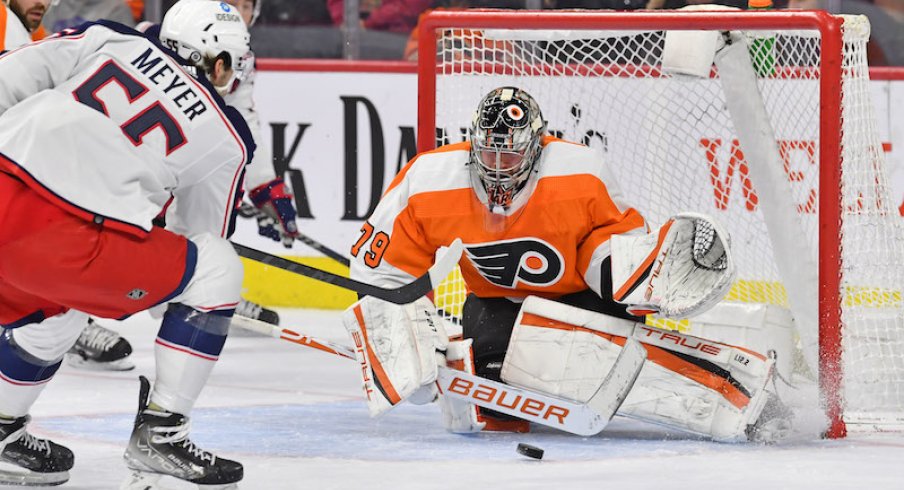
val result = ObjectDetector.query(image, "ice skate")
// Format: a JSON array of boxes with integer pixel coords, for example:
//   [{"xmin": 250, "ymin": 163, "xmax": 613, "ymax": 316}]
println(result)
[
  {"xmin": 66, "ymin": 318, "xmax": 135, "ymax": 371},
  {"xmin": 121, "ymin": 377, "xmax": 242, "ymax": 490},
  {"xmin": 0, "ymin": 415, "xmax": 74, "ymax": 486}
]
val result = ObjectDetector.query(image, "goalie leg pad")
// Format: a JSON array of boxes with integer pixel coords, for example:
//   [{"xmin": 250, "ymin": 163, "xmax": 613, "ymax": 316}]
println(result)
[
  {"xmin": 501, "ymin": 296, "xmax": 637, "ymax": 404},
  {"xmin": 621, "ymin": 325, "xmax": 777, "ymax": 442},
  {"xmin": 439, "ymin": 340, "xmax": 486, "ymax": 433},
  {"xmin": 342, "ymin": 296, "xmax": 448, "ymax": 417}
]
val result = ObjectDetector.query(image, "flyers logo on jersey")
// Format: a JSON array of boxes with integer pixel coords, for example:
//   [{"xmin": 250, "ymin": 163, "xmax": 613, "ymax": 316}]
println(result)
[{"xmin": 465, "ymin": 239, "xmax": 564, "ymax": 288}]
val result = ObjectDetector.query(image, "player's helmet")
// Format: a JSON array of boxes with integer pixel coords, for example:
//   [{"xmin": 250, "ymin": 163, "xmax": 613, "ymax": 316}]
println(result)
[
  {"xmin": 160, "ymin": 1, "xmax": 251, "ymax": 94},
  {"xmin": 469, "ymin": 87, "xmax": 546, "ymax": 212}
]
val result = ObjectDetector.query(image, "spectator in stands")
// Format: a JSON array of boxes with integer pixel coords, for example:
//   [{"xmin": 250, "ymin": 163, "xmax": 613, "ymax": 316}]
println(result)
[
  {"xmin": 403, "ymin": 0, "xmax": 524, "ymax": 61},
  {"xmin": 1, "ymin": 0, "xmax": 49, "ymax": 50},
  {"xmin": 329, "ymin": 0, "xmax": 432, "ymax": 33},
  {"xmin": 788, "ymin": 0, "xmax": 904, "ymax": 66},
  {"xmin": 257, "ymin": 0, "xmax": 331, "ymax": 25},
  {"xmin": 874, "ymin": 0, "xmax": 904, "ymax": 22},
  {"xmin": 125, "ymin": 0, "xmax": 142, "ymax": 22},
  {"xmin": 41, "ymin": 0, "xmax": 135, "ymax": 32}
]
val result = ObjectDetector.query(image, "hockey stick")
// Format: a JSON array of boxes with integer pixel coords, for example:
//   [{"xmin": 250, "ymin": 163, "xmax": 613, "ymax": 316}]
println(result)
[
  {"xmin": 231, "ymin": 315, "xmax": 647, "ymax": 436},
  {"xmin": 238, "ymin": 203, "xmax": 463, "ymax": 323},
  {"xmin": 232, "ymin": 238, "xmax": 463, "ymax": 305},
  {"xmin": 238, "ymin": 203, "xmax": 351, "ymax": 266}
]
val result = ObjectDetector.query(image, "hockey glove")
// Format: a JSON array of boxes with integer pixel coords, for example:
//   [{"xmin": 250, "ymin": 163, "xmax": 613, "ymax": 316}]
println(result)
[
  {"xmin": 248, "ymin": 177, "xmax": 300, "ymax": 248},
  {"xmin": 610, "ymin": 212, "xmax": 735, "ymax": 318}
]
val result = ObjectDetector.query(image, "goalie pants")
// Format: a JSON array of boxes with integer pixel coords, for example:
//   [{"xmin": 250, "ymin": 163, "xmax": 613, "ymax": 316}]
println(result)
[{"xmin": 461, "ymin": 289, "xmax": 641, "ymax": 420}]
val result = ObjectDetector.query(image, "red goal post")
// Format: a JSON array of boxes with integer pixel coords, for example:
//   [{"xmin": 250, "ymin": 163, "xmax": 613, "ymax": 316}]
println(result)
[{"xmin": 416, "ymin": 9, "xmax": 904, "ymax": 439}]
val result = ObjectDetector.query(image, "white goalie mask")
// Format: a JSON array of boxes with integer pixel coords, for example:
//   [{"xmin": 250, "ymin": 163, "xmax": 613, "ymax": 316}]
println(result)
[
  {"xmin": 469, "ymin": 87, "xmax": 546, "ymax": 216},
  {"xmin": 160, "ymin": 0, "xmax": 251, "ymax": 95}
]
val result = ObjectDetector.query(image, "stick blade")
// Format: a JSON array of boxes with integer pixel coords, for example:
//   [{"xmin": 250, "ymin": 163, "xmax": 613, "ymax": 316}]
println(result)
[{"xmin": 428, "ymin": 238, "xmax": 464, "ymax": 288}]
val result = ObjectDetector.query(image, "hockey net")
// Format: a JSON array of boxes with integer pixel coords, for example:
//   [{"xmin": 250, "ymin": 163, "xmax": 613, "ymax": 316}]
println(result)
[{"xmin": 417, "ymin": 10, "xmax": 904, "ymax": 437}]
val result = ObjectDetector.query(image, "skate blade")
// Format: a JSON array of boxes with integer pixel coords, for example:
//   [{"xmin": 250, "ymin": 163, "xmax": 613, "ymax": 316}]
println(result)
[
  {"xmin": 65, "ymin": 354, "xmax": 135, "ymax": 372},
  {"xmin": 0, "ymin": 462, "xmax": 69, "ymax": 486},
  {"xmin": 121, "ymin": 470, "xmax": 238, "ymax": 490}
]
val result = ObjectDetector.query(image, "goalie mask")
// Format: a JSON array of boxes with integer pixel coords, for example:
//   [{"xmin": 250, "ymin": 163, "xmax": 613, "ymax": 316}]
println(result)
[
  {"xmin": 469, "ymin": 87, "xmax": 546, "ymax": 216},
  {"xmin": 160, "ymin": 0, "xmax": 251, "ymax": 95}
]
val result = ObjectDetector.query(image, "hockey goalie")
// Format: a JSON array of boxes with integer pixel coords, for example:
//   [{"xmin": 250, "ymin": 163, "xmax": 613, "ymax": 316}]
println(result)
[{"xmin": 345, "ymin": 86, "xmax": 792, "ymax": 443}]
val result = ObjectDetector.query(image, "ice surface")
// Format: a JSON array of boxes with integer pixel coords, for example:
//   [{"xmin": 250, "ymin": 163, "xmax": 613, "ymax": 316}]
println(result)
[{"xmin": 19, "ymin": 309, "xmax": 904, "ymax": 489}]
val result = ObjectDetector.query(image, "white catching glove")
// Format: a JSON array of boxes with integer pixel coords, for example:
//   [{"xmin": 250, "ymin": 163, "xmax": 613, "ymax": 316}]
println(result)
[
  {"xmin": 342, "ymin": 295, "xmax": 449, "ymax": 417},
  {"xmin": 610, "ymin": 212, "xmax": 735, "ymax": 318}
]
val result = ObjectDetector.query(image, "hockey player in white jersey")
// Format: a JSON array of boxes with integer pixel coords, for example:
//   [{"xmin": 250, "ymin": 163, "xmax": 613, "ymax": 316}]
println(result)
[
  {"xmin": 139, "ymin": 0, "xmax": 300, "ymax": 251},
  {"xmin": 0, "ymin": 1, "xmax": 255, "ymax": 487},
  {"xmin": 66, "ymin": 0, "xmax": 289, "ymax": 373},
  {"xmin": 343, "ymin": 86, "xmax": 792, "ymax": 443}
]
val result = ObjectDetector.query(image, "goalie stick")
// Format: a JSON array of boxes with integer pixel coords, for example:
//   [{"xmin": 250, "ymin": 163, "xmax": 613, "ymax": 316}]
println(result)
[
  {"xmin": 232, "ymin": 238, "xmax": 464, "ymax": 305},
  {"xmin": 238, "ymin": 202, "xmax": 352, "ymax": 266},
  {"xmin": 230, "ymin": 315, "xmax": 647, "ymax": 436}
]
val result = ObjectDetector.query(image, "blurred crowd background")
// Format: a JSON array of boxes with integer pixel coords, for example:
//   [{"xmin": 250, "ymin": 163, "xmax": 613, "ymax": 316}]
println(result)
[{"xmin": 36, "ymin": 0, "xmax": 904, "ymax": 64}]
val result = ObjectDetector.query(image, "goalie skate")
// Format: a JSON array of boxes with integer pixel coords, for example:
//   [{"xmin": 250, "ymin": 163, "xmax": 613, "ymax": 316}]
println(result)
[
  {"xmin": 65, "ymin": 318, "xmax": 135, "ymax": 371},
  {"xmin": 0, "ymin": 415, "xmax": 74, "ymax": 487},
  {"xmin": 121, "ymin": 377, "xmax": 242, "ymax": 490}
]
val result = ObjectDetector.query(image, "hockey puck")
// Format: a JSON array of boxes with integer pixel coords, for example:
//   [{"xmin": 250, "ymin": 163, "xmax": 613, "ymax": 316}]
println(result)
[{"xmin": 516, "ymin": 443, "xmax": 544, "ymax": 460}]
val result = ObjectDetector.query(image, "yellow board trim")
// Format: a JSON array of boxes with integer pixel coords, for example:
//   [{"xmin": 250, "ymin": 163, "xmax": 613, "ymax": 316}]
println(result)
[{"xmin": 240, "ymin": 256, "xmax": 357, "ymax": 309}]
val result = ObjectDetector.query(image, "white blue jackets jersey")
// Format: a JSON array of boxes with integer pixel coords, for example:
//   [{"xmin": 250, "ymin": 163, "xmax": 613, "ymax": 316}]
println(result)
[{"xmin": 0, "ymin": 21, "xmax": 254, "ymax": 239}]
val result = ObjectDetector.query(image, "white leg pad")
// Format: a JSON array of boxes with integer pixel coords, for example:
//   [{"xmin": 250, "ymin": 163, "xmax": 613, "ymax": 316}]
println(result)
[
  {"xmin": 501, "ymin": 296, "xmax": 636, "ymax": 403},
  {"xmin": 498, "ymin": 296, "xmax": 775, "ymax": 441},
  {"xmin": 622, "ymin": 325, "xmax": 775, "ymax": 442}
]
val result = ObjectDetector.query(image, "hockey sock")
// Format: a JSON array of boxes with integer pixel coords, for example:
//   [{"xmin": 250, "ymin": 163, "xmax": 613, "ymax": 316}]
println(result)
[
  {"xmin": 151, "ymin": 303, "xmax": 231, "ymax": 414},
  {"xmin": 0, "ymin": 329, "xmax": 61, "ymax": 417}
]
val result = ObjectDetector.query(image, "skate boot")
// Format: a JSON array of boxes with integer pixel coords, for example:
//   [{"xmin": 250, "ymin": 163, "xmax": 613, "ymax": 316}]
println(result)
[
  {"xmin": 66, "ymin": 318, "xmax": 135, "ymax": 371},
  {"xmin": 0, "ymin": 415, "xmax": 74, "ymax": 486},
  {"xmin": 236, "ymin": 298, "xmax": 279, "ymax": 326},
  {"xmin": 121, "ymin": 377, "xmax": 242, "ymax": 490}
]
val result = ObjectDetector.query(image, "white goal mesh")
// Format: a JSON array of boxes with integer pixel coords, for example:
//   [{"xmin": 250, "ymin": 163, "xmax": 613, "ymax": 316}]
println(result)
[{"xmin": 418, "ymin": 10, "xmax": 904, "ymax": 437}]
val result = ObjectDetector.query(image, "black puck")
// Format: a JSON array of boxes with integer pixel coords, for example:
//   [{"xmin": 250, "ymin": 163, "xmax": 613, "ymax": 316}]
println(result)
[{"xmin": 516, "ymin": 443, "xmax": 544, "ymax": 460}]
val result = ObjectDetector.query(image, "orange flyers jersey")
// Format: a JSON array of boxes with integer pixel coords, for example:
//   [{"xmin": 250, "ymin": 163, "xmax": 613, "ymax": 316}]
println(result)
[{"xmin": 350, "ymin": 137, "xmax": 647, "ymax": 301}]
